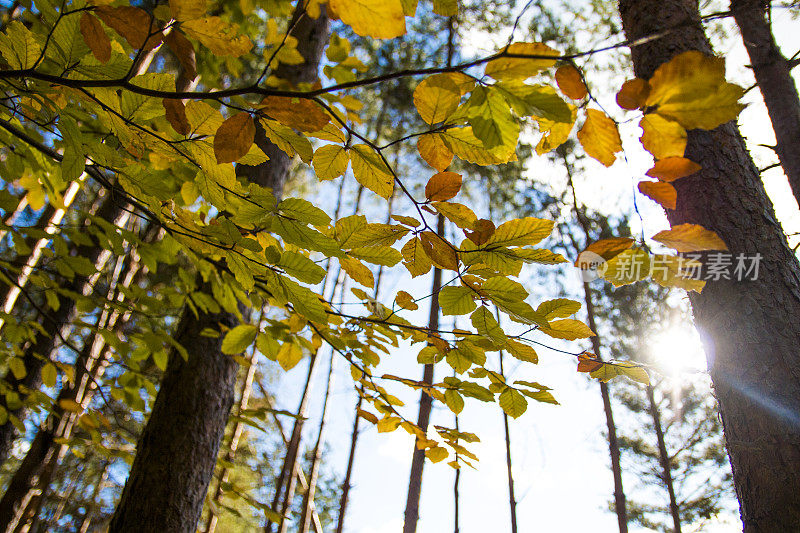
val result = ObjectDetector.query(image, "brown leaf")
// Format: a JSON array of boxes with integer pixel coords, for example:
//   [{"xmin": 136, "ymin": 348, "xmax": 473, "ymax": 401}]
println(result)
[
  {"xmin": 79, "ymin": 12, "xmax": 111, "ymax": 63},
  {"xmin": 163, "ymin": 99, "xmax": 190, "ymax": 136},
  {"xmin": 616, "ymin": 78, "xmax": 651, "ymax": 110},
  {"xmin": 646, "ymin": 157, "xmax": 702, "ymax": 181},
  {"xmin": 638, "ymin": 180, "xmax": 677, "ymax": 210},
  {"xmin": 95, "ymin": 6, "xmax": 162, "ymax": 51},
  {"xmin": 425, "ymin": 171, "xmax": 462, "ymax": 201},
  {"xmin": 164, "ymin": 30, "xmax": 197, "ymax": 82},
  {"xmin": 555, "ymin": 64, "xmax": 588, "ymax": 100},
  {"xmin": 259, "ymin": 96, "xmax": 330, "ymax": 132},
  {"xmin": 420, "ymin": 231, "xmax": 459, "ymax": 271},
  {"xmin": 652, "ymin": 223, "xmax": 728, "ymax": 252},
  {"xmin": 577, "ymin": 352, "xmax": 603, "ymax": 373},
  {"xmin": 213, "ymin": 112, "xmax": 255, "ymax": 164},
  {"xmin": 417, "ymin": 133, "xmax": 453, "ymax": 172},
  {"xmin": 575, "ymin": 237, "xmax": 634, "ymax": 267},
  {"xmin": 465, "ymin": 218, "xmax": 495, "ymax": 246}
]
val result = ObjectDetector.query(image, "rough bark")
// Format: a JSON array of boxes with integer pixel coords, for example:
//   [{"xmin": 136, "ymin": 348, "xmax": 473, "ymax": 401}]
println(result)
[
  {"xmin": 646, "ymin": 384, "xmax": 681, "ymax": 533},
  {"xmin": 402, "ymin": 215, "xmax": 444, "ymax": 533},
  {"xmin": 731, "ymin": 0, "xmax": 800, "ymax": 205},
  {"xmin": 619, "ymin": 1, "xmax": 800, "ymax": 530},
  {"xmin": 0, "ymin": 192, "xmax": 129, "ymax": 465},
  {"xmin": 110, "ymin": 6, "xmax": 330, "ymax": 531}
]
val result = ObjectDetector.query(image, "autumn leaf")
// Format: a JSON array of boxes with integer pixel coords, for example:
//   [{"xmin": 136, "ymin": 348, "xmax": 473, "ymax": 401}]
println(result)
[
  {"xmin": 577, "ymin": 352, "xmax": 603, "ymax": 373},
  {"xmin": 646, "ymin": 157, "xmax": 702, "ymax": 181},
  {"xmin": 578, "ymin": 108, "xmax": 622, "ymax": 167},
  {"xmin": 652, "ymin": 223, "xmax": 728, "ymax": 252},
  {"xmin": 413, "ymin": 74, "xmax": 461, "ymax": 125},
  {"xmin": 601, "ymin": 248, "xmax": 651, "ymax": 286},
  {"xmin": 420, "ymin": 231, "xmax": 459, "ymax": 270},
  {"xmin": 213, "ymin": 112, "xmax": 256, "ymax": 164},
  {"xmin": 425, "ymin": 171, "xmax": 462, "ymax": 201},
  {"xmin": 616, "ymin": 78, "xmax": 650, "ymax": 110},
  {"xmin": 638, "ymin": 180, "xmax": 677, "ymax": 210},
  {"xmin": 465, "ymin": 219, "xmax": 495, "ymax": 246},
  {"xmin": 164, "ymin": 31, "xmax": 198, "ymax": 81},
  {"xmin": 575, "ymin": 237, "xmax": 634, "ymax": 266},
  {"xmin": 340, "ymin": 256, "xmax": 374, "ymax": 288},
  {"xmin": 169, "ymin": 0, "xmax": 207, "ymax": 21},
  {"xmin": 538, "ymin": 319, "xmax": 595, "ymax": 340},
  {"xmin": 328, "ymin": 0, "xmax": 406, "ymax": 39},
  {"xmin": 487, "ymin": 217, "xmax": 553, "ymax": 247},
  {"xmin": 555, "ymin": 64, "xmax": 587, "ymax": 100},
  {"xmin": 163, "ymin": 99, "xmax": 191, "ymax": 135},
  {"xmin": 417, "ymin": 133, "xmax": 454, "ymax": 171},
  {"xmin": 95, "ymin": 6, "xmax": 162, "ymax": 51},
  {"xmin": 440, "ymin": 127, "xmax": 516, "ymax": 165},
  {"xmin": 485, "ymin": 42, "xmax": 559, "ymax": 80},
  {"xmin": 402, "ymin": 237, "xmax": 432, "ymax": 277},
  {"xmin": 313, "ymin": 144, "xmax": 349, "ymax": 181},
  {"xmin": 79, "ymin": 12, "xmax": 111, "ymax": 63},
  {"xmin": 499, "ymin": 388, "xmax": 527, "ymax": 418},
  {"xmin": 182, "ymin": 17, "xmax": 253, "ymax": 57},
  {"xmin": 395, "ymin": 290, "xmax": 418, "ymax": 310},
  {"xmin": 259, "ymin": 96, "xmax": 330, "ymax": 132},
  {"xmin": 221, "ymin": 324, "xmax": 258, "ymax": 354},
  {"xmin": 640, "ymin": 114, "xmax": 686, "ymax": 159},
  {"xmin": 646, "ymin": 51, "xmax": 745, "ymax": 130},
  {"xmin": 350, "ymin": 144, "xmax": 394, "ymax": 199}
]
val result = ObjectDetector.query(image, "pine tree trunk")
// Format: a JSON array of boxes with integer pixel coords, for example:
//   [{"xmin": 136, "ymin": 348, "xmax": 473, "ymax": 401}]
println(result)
[
  {"xmin": 110, "ymin": 6, "xmax": 330, "ymax": 531},
  {"xmin": 731, "ymin": 0, "xmax": 800, "ymax": 204},
  {"xmin": 645, "ymin": 384, "xmax": 681, "ymax": 533},
  {"xmin": 619, "ymin": 1, "xmax": 800, "ymax": 529}
]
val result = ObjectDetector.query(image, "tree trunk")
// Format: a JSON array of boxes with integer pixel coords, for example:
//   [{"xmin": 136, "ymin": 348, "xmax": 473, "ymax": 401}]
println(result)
[
  {"xmin": 402, "ymin": 215, "xmax": 444, "ymax": 533},
  {"xmin": 0, "ymin": 192, "xmax": 129, "ymax": 465},
  {"xmin": 645, "ymin": 384, "xmax": 681, "ymax": 533},
  {"xmin": 619, "ymin": 1, "xmax": 800, "ymax": 530},
  {"xmin": 335, "ymin": 393, "xmax": 362, "ymax": 533},
  {"xmin": 110, "ymin": 6, "xmax": 330, "ymax": 531},
  {"xmin": 498, "ymin": 352, "xmax": 518, "ymax": 533},
  {"xmin": 731, "ymin": 0, "xmax": 800, "ymax": 205}
]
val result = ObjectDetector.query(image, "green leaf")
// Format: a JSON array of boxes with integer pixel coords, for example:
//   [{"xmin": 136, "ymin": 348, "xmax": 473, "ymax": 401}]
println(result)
[
  {"xmin": 536, "ymin": 298, "xmax": 581, "ymax": 320},
  {"xmin": 58, "ymin": 116, "xmax": 85, "ymax": 183},
  {"xmin": 439, "ymin": 286, "xmax": 477, "ymax": 316},
  {"xmin": 350, "ymin": 144, "xmax": 394, "ymax": 199},
  {"xmin": 278, "ymin": 251, "xmax": 326, "ymax": 284},
  {"xmin": 0, "ymin": 21, "xmax": 42, "ymax": 69},
  {"xmin": 464, "ymin": 86, "xmax": 520, "ymax": 150},
  {"xmin": 278, "ymin": 197, "xmax": 331, "ymax": 227},
  {"xmin": 470, "ymin": 306, "xmax": 507, "ymax": 347},
  {"xmin": 499, "ymin": 388, "xmax": 527, "ymax": 418},
  {"xmin": 444, "ymin": 389, "xmax": 464, "ymax": 414},
  {"xmin": 221, "ymin": 324, "xmax": 258, "ymax": 354},
  {"xmin": 487, "ymin": 217, "xmax": 554, "ymax": 247}
]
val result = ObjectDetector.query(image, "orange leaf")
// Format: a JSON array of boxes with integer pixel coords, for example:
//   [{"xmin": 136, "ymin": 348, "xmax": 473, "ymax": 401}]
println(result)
[
  {"xmin": 95, "ymin": 6, "xmax": 162, "ymax": 51},
  {"xmin": 164, "ymin": 31, "xmax": 197, "ymax": 82},
  {"xmin": 575, "ymin": 237, "xmax": 634, "ymax": 267},
  {"xmin": 616, "ymin": 78, "xmax": 651, "ymax": 110},
  {"xmin": 79, "ymin": 13, "xmax": 111, "ymax": 63},
  {"xmin": 417, "ymin": 133, "xmax": 453, "ymax": 172},
  {"xmin": 464, "ymin": 218, "xmax": 495, "ymax": 246},
  {"xmin": 213, "ymin": 112, "xmax": 255, "ymax": 164},
  {"xmin": 259, "ymin": 96, "xmax": 330, "ymax": 132},
  {"xmin": 652, "ymin": 223, "xmax": 728, "ymax": 252},
  {"xmin": 420, "ymin": 231, "xmax": 459, "ymax": 271},
  {"xmin": 646, "ymin": 157, "xmax": 702, "ymax": 181},
  {"xmin": 425, "ymin": 171, "xmax": 462, "ymax": 202},
  {"xmin": 577, "ymin": 352, "xmax": 603, "ymax": 373},
  {"xmin": 638, "ymin": 180, "xmax": 677, "ymax": 210},
  {"xmin": 577, "ymin": 108, "xmax": 622, "ymax": 167},
  {"xmin": 555, "ymin": 64, "xmax": 587, "ymax": 100},
  {"xmin": 163, "ymin": 99, "xmax": 190, "ymax": 135}
]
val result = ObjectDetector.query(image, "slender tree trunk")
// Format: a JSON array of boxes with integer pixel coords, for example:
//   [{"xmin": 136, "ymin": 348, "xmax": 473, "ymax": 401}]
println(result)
[
  {"xmin": 78, "ymin": 462, "xmax": 109, "ymax": 533},
  {"xmin": 0, "ymin": 192, "xmax": 130, "ymax": 465},
  {"xmin": 645, "ymin": 384, "xmax": 681, "ymax": 533},
  {"xmin": 498, "ymin": 352, "xmax": 518, "ymax": 533},
  {"xmin": 453, "ymin": 409, "xmax": 460, "ymax": 533},
  {"xmin": 110, "ymin": 6, "xmax": 329, "ymax": 531},
  {"xmin": 731, "ymin": 0, "xmax": 800, "ymax": 204},
  {"xmin": 335, "ymin": 393, "xmax": 362, "ymax": 533},
  {"xmin": 402, "ymin": 214, "xmax": 445, "ymax": 533},
  {"xmin": 619, "ymin": 1, "xmax": 800, "ymax": 530}
]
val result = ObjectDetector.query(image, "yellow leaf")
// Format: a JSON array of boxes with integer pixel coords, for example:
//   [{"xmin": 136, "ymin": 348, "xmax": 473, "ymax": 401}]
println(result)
[
  {"xmin": 646, "ymin": 51, "xmax": 745, "ymax": 130},
  {"xmin": 260, "ymin": 119, "xmax": 313, "ymax": 163},
  {"xmin": 555, "ymin": 64, "xmax": 587, "ymax": 100},
  {"xmin": 182, "ymin": 16, "xmax": 252, "ymax": 57},
  {"xmin": 425, "ymin": 171, "xmax": 462, "ymax": 201},
  {"xmin": 350, "ymin": 144, "xmax": 394, "ymax": 199},
  {"xmin": 577, "ymin": 108, "xmax": 621, "ymax": 167},
  {"xmin": 575, "ymin": 237, "xmax": 635, "ymax": 267},
  {"xmin": 213, "ymin": 112, "xmax": 255, "ymax": 163},
  {"xmin": 163, "ymin": 98, "xmax": 190, "ymax": 135},
  {"xmin": 277, "ymin": 342, "xmax": 304, "ymax": 370},
  {"xmin": 638, "ymin": 180, "xmax": 677, "ymax": 210},
  {"xmin": 59, "ymin": 399, "xmax": 83, "ymax": 413},
  {"xmin": 80, "ymin": 13, "xmax": 111, "ymax": 63},
  {"xmin": 329, "ymin": 0, "xmax": 406, "ymax": 39},
  {"xmin": 440, "ymin": 127, "xmax": 516, "ymax": 165},
  {"xmin": 340, "ymin": 256, "xmax": 374, "ymax": 288},
  {"xmin": 259, "ymin": 96, "xmax": 330, "ymax": 132},
  {"xmin": 601, "ymin": 248, "xmax": 651, "ymax": 286},
  {"xmin": 402, "ymin": 237, "xmax": 432, "ymax": 277},
  {"xmin": 95, "ymin": 6, "xmax": 162, "ymax": 51},
  {"xmin": 651, "ymin": 254, "xmax": 705, "ymax": 293},
  {"xmin": 616, "ymin": 78, "xmax": 650, "ymax": 110},
  {"xmin": 433, "ymin": 202, "xmax": 477, "ymax": 230},
  {"xmin": 536, "ymin": 104, "xmax": 576, "ymax": 155},
  {"xmin": 646, "ymin": 157, "xmax": 702, "ymax": 182},
  {"xmin": 639, "ymin": 114, "xmax": 686, "ymax": 159},
  {"xmin": 420, "ymin": 231, "xmax": 459, "ymax": 271},
  {"xmin": 652, "ymin": 223, "xmax": 728, "ymax": 252},
  {"xmin": 395, "ymin": 290, "xmax": 419, "ymax": 310},
  {"xmin": 169, "ymin": 0, "xmax": 206, "ymax": 21},
  {"xmin": 426, "ymin": 446, "xmax": 449, "ymax": 463},
  {"xmin": 413, "ymin": 74, "xmax": 461, "ymax": 125},
  {"xmin": 417, "ymin": 133, "xmax": 454, "ymax": 171},
  {"xmin": 590, "ymin": 361, "xmax": 650, "ymax": 385},
  {"xmin": 538, "ymin": 319, "xmax": 595, "ymax": 340},
  {"xmin": 487, "ymin": 217, "xmax": 553, "ymax": 247},
  {"xmin": 0, "ymin": 21, "xmax": 41, "ymax": 69},
  {"xmin": 485, "ymin": 42, "xmax": 559, "ymax": 80},
  {"xmin": 377, "ymin": 416, "xmax": 402, "ymax": 433},
  {"xmin": 313, "ymin": 144, "xmax": 349, "ymax": 181}
]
